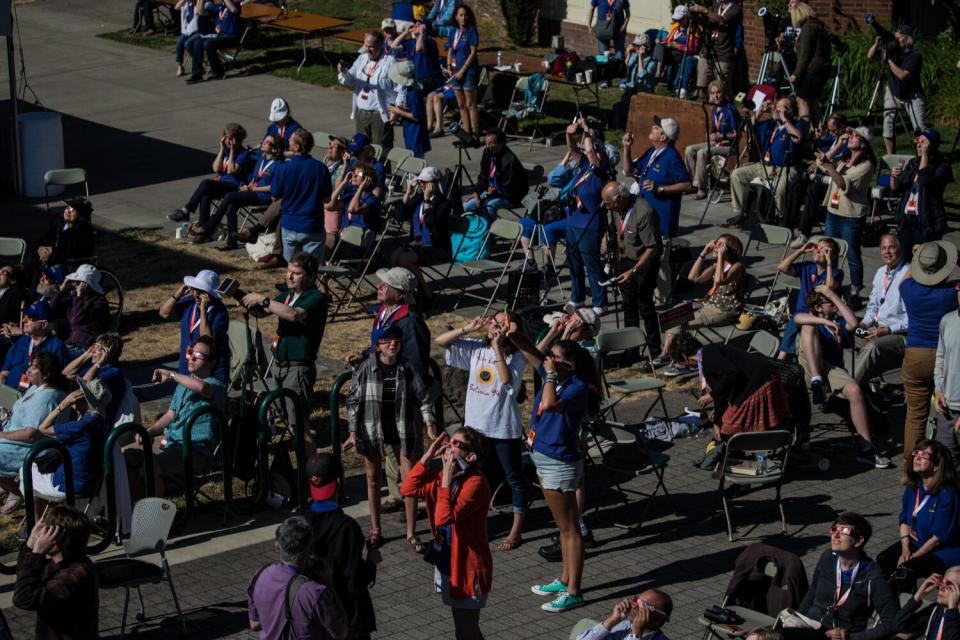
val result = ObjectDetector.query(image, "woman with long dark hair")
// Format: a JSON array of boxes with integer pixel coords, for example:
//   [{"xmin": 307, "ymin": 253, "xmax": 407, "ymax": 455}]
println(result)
[
  {"xmin": 445, "ymin": 4, "xmax": 480, "ymax": 141},
  {"xmin": 506, "ymin": 329, "xmax": 601, "ymax": 613}
]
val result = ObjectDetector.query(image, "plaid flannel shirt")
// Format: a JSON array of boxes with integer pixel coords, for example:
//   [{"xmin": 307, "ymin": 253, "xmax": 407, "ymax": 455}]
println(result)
[{"xmin": 14, "ymin": 547, "xmax": 99, "ymax": 640}]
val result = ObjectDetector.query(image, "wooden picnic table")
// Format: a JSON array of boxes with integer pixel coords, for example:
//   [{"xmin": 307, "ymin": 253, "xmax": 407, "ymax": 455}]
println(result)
[
  {"xmin": 477, "ymin": 51, "xmax": 602, "ymax": 112},
  {"xmin": 255, "ymin": 11, "xmax": 353, "ymax": 74},
  {"xmin": 240, "ymin": 2, "xmax": 282, "ymax": 20}
]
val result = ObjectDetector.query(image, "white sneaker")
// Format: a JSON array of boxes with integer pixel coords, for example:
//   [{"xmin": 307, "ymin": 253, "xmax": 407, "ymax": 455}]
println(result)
[
  {"xmin": 789, "ymin": 233, "xmax": 807, "ymax": 249},
  {"xmin": 591, "ymin": 306, "xmax": 606, "ymax": 316},
  {"xmin": 679, "ymin": 88, "xmax": 688, "ymax": 99}
]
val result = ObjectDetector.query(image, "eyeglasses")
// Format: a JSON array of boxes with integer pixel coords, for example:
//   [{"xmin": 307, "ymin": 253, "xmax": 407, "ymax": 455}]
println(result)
[
  {"xmin": 829, "ymin": 524, "xmax": 856, "ymax": 536},
  {"xmin": 912, "ymin": 449, "xmax": 935, "ymax": 462},
  {"xmin": 635, "ymin": 598, "xmax": 668, "ymax": 619},
  {"xmin": 377, "ymin": 337, "xmax": 401, "ymax": 345},
  {"xmin": 186, "ymin": 347, "xmax": 209, "ymax": 361}
]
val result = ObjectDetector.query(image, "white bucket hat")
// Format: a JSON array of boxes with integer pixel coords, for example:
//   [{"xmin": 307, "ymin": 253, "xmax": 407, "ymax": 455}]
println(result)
[
  {"xmin": 183, "ymin": 269, "xmax": 222, "ymax": 299},
  {"xmin": 65, "ymin": 263, "xmax": 104, "ymax": 294}
]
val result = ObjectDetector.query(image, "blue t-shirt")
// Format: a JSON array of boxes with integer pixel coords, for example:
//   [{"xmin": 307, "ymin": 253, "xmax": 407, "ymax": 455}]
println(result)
[
  {"xmin": 402, "ymin": 87, "xmax": 432, "ymax": 159},
  {"xmin": 1, "ymin": 335, "xmax": 69, "ymax": 391},
  {"xmin": 53, "ymin": 414, "xmax": 107, "ymax": 497},
  {"xmin": 271, "ymin": 155, "xmax": 333, "ymax": 234},
  {"xmin": 391, "ymin": 38, "xmax": 416, "ymax": 60},
  {"xmin": 174, "ymin": 296, "xmax": 230, "ymax": 383},
  {"xmin": 391, "ymin": 1, "xmax": 415, "ymax": 21},
  {"xmin": 793, "ymin": 262, "xmax": 844, "ymax": 314},
  {"xmin": 340, "ymin": 192, "xmax": 381, "ymax": 231},
  {"xmin": 250, "ymin": 154, "xmax": 279, "ymax": 205},
  {"xmin": 898, "ymin": 483, "xmax": 960, "ymax": 567},
  {"xmin": 265, "ymin": 119, "xmax": 301, "ymax": 152},
  {"xmin": 756, "ymin": 119, "xmax": 804, "ymax": 167},
  {"xmin": 900, "ymin": 279, "xmax": 960, "ymax": 349},
  {"xmin": 447, "ymin": 26, "xmax": 479, "ymax": 71},
  {"xmin": 591, "ymin": 0, "xmax": 629, "ymax": 27},
  {"xmin": 217, "ymin": 146, "xmax": 252, "ymax": 187},
  {"xmin": 165, "ymin": 376, "xmax": 228, "ymax": 453},
  {"xmin": 413, "ymin": 37, "xmax": 444, "ymax": 88},
  {"xmin": 711, "ymin": 104, "xmax": 739, "ymax": 136},
  {"xmin": 212, "ymin": 3, "xmax": 240, "ymax": 36},
  {"xmin": 634, "ymin": 145, "xmax": 690, "ymax": 238},
  {"xmin": 565, "ymin": 161, "xmax": 605, "ymax": 230},
  {"xmin": 529, "ymin": 365, "xmax": 587, "ymax": 463},
  {"xmin": 815, "ymin": 315, "xmax": 851, "ymax": 366}
]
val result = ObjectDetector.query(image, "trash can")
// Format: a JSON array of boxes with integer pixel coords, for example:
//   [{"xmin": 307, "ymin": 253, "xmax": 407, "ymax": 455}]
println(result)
[{"xmin": 18, "ymin": 111, "xmax": 64, "ymax": 198}]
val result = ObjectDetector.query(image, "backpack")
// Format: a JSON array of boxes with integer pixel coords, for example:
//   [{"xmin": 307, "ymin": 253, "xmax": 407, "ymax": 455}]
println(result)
[
  {"xmin": 251, "ymin": 564, "xmax": 309, "ymax": 628},
  {"xmin": 451, "ymin": 214, "xmax": 490, "ymax": 262}
]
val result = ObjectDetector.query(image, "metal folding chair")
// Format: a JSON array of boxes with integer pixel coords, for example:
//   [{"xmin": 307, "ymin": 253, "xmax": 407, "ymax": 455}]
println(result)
[
  {"xmin": 43, "ymin": 168, "xmax": 89, "ymax": 211},
  {"xmin": 385, "ymin": 155, "xmax": 427, "ymax": 198},
  {"xmin": 498, "ymin": 76, "xmax": 551, "ymax": 150},
  {"xmin": 0, "ymin": 237, "xmax": 27, "ymax": 264},
  {"xmin": 316, "ymin": 225, "xmax": 374, "ymax": 316},
  {"xmin": 453, "ymin": 218, "xmax": 523, "ymax": 314},
  {"xmin": 743, "ymin": 223, "xmax": 792, "ymax": 307}
]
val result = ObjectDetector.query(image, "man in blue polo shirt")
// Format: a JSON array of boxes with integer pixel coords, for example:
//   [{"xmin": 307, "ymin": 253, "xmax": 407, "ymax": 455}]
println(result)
[
  {"xmin": 186, "ymin": 0, "xmax": 240, "ymax": 83},
  {"xmin": 0, "ymin": 301, "xmax": 69, "ymax": 391},
  {"xmin": 563, "ymin": 121, "xmax": 610, "ymax": 315},
  {"xmin": 271, "ymin": 129, "xmax": 333, "ymax": 263},
  {"xmin": 728, "ymin": 96, "xmax": 805, "ymax": 225},
  {"xmin": 265, "ymin": 97, "xmax": 302, "ymax": 156},
  {"xmin": 621, "ymin": 116, "xmax": 691, "ymax": 304}
]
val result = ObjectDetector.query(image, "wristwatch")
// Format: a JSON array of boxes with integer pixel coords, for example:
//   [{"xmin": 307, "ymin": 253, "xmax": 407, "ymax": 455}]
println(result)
[{"xmin": 261, "ymin": 297, "xmax": 270, "ymax": 309}]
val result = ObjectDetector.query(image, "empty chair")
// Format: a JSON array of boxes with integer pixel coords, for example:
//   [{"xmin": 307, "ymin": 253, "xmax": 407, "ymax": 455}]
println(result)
[{"xmin": 43, "ymin": 168, "xmax": 89, "ymax": 211}]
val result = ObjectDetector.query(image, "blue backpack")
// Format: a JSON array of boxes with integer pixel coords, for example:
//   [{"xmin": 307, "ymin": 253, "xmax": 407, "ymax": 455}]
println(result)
[{"xmin": 451, "ymin": 214, "xmax": 490, "ymax": 262}]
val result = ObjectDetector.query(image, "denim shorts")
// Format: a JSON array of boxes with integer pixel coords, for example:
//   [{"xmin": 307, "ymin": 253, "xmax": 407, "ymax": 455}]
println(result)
[
  {"xmin": 531, "ymin": 450, "xmax": 583, "ymax": 492},
  {"xmin": 450, "ymin": 67, "xmax": 479, "ymax": 91}
]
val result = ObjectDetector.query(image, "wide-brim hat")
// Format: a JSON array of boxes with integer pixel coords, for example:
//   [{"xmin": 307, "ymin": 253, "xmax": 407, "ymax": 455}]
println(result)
[
  {"xmin": 388, "ymin": 59, "xmax": 418, "ymax": 89},
  {"xmin": 65, "ymin": 263, "xmax": 104, "ymax": 294},
  {"xmin": 78, "ymin": 377, "xmax": 112, "ymax": 417},
  {"xmin": 911, "ymin": 240, "xmax": 958, "ymax": 286},
  {"xmin": 183, "ymin": 269, "xmax": 222, "ymax": 299}
]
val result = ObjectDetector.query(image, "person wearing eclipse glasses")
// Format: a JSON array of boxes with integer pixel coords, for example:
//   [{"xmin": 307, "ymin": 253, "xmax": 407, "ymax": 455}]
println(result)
[
  {"xmin": 894, "ymin": 565, "xmax": 960, "ymax": 639},
  {"xmin": 575, "ymin": 588, "xmax": 674, "ymax": 640}
]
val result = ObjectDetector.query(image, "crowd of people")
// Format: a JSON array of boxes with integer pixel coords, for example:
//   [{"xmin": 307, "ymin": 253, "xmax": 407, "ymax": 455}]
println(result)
[{"xmin": 6, "ymin": 1, "xmax": 960, "ymax": 638}]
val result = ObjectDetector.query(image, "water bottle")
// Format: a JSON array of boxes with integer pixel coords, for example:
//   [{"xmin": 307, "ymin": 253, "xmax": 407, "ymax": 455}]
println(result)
[
  {"xmin": 756, "ymin": 453, "xmax": 768, "ymax": 475},
  {"xmin": 497, "ymin": 51, "xmax": 503, "ymax": 68}
]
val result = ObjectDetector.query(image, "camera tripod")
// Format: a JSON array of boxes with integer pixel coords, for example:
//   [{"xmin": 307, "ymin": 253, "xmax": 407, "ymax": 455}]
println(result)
[
  {"xmin": 866, "ymin": 54, "xmax": 916, "ymax": 144},
  {"xmin": 515, "ymin": 187, "xmax": 565, "ymax": 306},
  {"xmin": 698, "ymin": 102, "xmax": 765, "ymax": 225},
  {"xmin": 756, "ymin": 49, "xmax": 795, "ymax": 95}
]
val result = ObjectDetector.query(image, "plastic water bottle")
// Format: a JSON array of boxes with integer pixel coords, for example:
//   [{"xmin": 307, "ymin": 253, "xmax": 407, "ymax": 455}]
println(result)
[
  {"xmin": 497, "ymin": 51, "xmax": 503, "ymax": 68},
  {"xmin": 756, "ymin": 453, "xmax": 768, "ymax": 475}
]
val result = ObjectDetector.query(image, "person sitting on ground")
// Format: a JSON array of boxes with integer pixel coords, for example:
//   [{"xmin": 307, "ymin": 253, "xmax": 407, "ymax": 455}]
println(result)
[
  {"xmin": 63, "ymin": 331, "xmax": 126, "ymax": 425},
  {"xmin": 265, "ymin": 96, "xmax": 301, "ymax": 156},
  {"xmin": 37, "ymin": 197, "xmax": 95, "ymax": 268},
  {"xmin": 343, "ymin": 325, "xmax": 437, "ymax": 550},
  {"xmin": 796, "ymin": 286, "xmax": 891, "ymax": 468},
  {"xmin": 894, "ymin": 566, "xmax": 960, "ymax": 640},
  {"xmin": 387, "ymin": 60, "xmax": 431, "ymax": 159},
  {"xmin": 785, "ymin": 511, "xmax": 897, "ymax": 640},
  {"xmin": 876, "ymin": 439, "xmax": 960, "ymax": 592},
  {"xmin": 14, "ymin": 505, "xmax": 98, "ymax": 640},
  {"xmin": 62, "ymin": 264, "xmax": 111, "ymax": 355},
  {"xmin": 28, "ymin": 378, "xmax": 111, "ymax": 502},
  {"xmin": 169, "ymin": 123, "xmax": 252, "ymax": 223},
  {"xmin": 139, "ymin": 336, "xmax": 227, "ymax": 498},
  {"xmin": 158, "ymin": 269, "xmax": 230, "ymax": 384},
  {"xmin": 935, "ymin": 286, "xmax": 960, "ymax": 468},
  {"xmin": 652, "ymin": 5, "xmax": 701, "ymax": 98},
  {"xmin": 669, "ymin": 333, "xmax": 790, "ymax": 440},
  {"xmin": 776, "ymin": 237, "xmax": 843, "ymax": 360},
  {"xmin": 0, "ymin": 301, "xmax": 69, "ymax": 391},
  {"xmin": 425, "ymin": 0, "xmax": 459, "ymax": 37},
  {"xmin": 893, "ymin": 127, "xmax": 954, "ymax": 259},
  {"xmin": 247, "ymin": 515, "xmax": 348, "ymax": 640},
  {"xmin": 185, "ymin": 0, "xmax": 239, "ymax": 83},
  {"xmin": 307, "ymin": 453, "xmax": 381, "ymax": 640},
  {"xmin": 654, "ymin": 234, "xmax": 746, "ymax": 374},
  {"xmin": 463, "ymin": 128, "xmax": 528, "ymax": 219},
  {"xmin": 436, "ymin": 313, "xmax": 528, "ymax": 552},
  {"xmin": 191, "ymin": 133, "xmax": 283, "ymax": 250},
  {"xmin": 684, "ymin": 81, "xmax": 739, "ymax": 200},
  {"xmin": 0, "ymin": 353, "xmax": 68, "ymax": 514},
  {"xmin": 391, "ymin": 166, "xmax": 452, "ymax": 308},
  {"xmin": 856, "ymin": 234, "xmax": 909, "ymax": 388},
  {"xmin": 576, "ymin": 589, "xmax": 674, "ymax": 640},
  {"xmin": 402, "ymin": 427, "xmax": 493, "ymax": 639}
]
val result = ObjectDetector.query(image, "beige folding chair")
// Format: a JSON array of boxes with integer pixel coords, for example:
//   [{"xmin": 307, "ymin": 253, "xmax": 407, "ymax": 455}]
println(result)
[
  {"xmin": 43, "ymin": 168, "xmax": 89, "ymax": 211},
  {"xmin": 746, "ymin": 329, "xmax": 780, "ymax": 359},
  {"xmin": 386, "ymin": 155, "xmax": 427, "ymax": 197},
  {"xmin": 0, "ymin": 237, "xmax": 27, "ymax": 264},
  {"xmin": 453, "ymin": 218, "xmax": 523, "ymax": 314}
]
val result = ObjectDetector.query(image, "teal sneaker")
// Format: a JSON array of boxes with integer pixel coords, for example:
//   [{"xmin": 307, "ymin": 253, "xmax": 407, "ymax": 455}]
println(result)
[
  {"xmin": 531, "ymin": 579, "xmax": 567, "ymax": 596},
  {"xmin": 541, "ymin": 592, "xmax": 585, "ymax": 612}
]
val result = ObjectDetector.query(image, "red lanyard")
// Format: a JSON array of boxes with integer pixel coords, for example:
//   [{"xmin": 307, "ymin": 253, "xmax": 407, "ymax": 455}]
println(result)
[
  {"xmin": 375, "ymin": 305, "xmax": 401, "ymax": 331},
  {"xmin": 769, "ymin": 124, "xmax": 784, "ymax": 147},
  {"xmin": 453, "ymin": 28, "xmax": 463, "ymax": 51},
  {"xmin": 215, "ymin": 6, "xmax": 228, "ymax": 32},
  {"xmin": 189, "ymin": 304, "xmax": 206, "ymax": 333},
  {"xmin": 487, "ymin": 159, "xmax": 496, "ymax": 192},
  {"xmin": 914, "ymin": 488, "xmax": 931, "ymax": 517},
  {"xmin": 257, "ymin": 159, "xmax": 273, "ymax": 179},
  {"xmin": 618, "ymin": 209, "xmax": 632, "ymax": 237},
  {"xmin": 713, "ymin": 108, "xmax": 725, "ymax": 134},
  {"xmin": 834, "ymin": 558, "xmax": 859, "ymax": 610},
  {"xmin": 573, "ymin": 170, "xmax": 593, "ymax": 210},
  {"xmin": 417, "ymin": 201, "xmax": 426, "ymax": 228},
  {"xmin": 284, "ymin": 292, "xmax": 301, "ymax": 307},
  {"xmin": 363, "ymin": 59, "xmax": 379, "ymax": 81},
  {"xmin": 277, "ymin": 125, "xmax": 286, "ymax": 141}
]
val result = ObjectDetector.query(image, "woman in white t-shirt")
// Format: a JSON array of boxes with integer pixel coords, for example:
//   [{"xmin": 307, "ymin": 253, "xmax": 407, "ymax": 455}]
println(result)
[{"xmin": 436, "ymin": 311, "xmax": 528, "ymax": 551}]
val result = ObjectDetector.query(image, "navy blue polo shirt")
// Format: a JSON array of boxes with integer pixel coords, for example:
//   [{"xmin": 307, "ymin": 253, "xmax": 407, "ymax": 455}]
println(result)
[
  {"xmin": 346, "ymin": 157, "xmax": 387, "ymax": 191},
  {"xmin": 901, "ymin": 279, "xmax": 960, "ymax": 349},
  {"xmin": 391, "ymin": 38, "xmax": 416, "ymax": 60},
  {"xmin": 757, "ymin": 119, "xmax": 805, "ymax": 167},
  {"xmin": 711, "ymin": 104, "xmax": 739, "ymax": 136},
  {"xmin": 565, "ymin": 163, "xmax": 605, "ymax": 230},
  {"xmin": 53, "ymin": 414, "xmax": 108, "ymax": 497},
  {"xmin": 529, "ymin": 365, "xmax": 587, "ymax": 463},
  {"xmin": 340, "ymin": 192, "xmax": 381, "ymax": 231},
  {"xmin": 250, "ymin": 154, "xmax": 279, "ymax": 204},
  {"xmin": 265, "ymin": 119, "xmax": 301, "ymax": 152},
  {"xmin": 815, "ymin": 316, "xmax": 852, "ymax": 367},
  {"xmin": 447, "ymin": 26, "xmax": 479, "ymax": 71},
  {"xmin": 633, "ymin": 144, "xmax": 689, "ymax": 237},
  {"xmin": 217, "ymin": 146, "xmax": 252, "ymax": 187},
  {"xmin": 212, "ymin": 3, "xmax": 240, "ymax": 37},
  {"xmin": 174, "ymin": 296, "xmax": 230, "ymax": 383},
  {"xmin": 271, "ymin": 155, "xmax": 332, "ymax": 234},
  {"xmin": 414, "ymin": 37, "xmax": 443, "ymax": 88},
  {"xmin": 591, "ymin": 0, "xmax": 629, "ymax": 27}
]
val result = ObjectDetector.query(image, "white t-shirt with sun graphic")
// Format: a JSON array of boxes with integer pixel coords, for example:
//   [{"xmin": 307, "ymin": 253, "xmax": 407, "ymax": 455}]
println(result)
[{"xmin": 445, "ymin": 338, "xmax": 527, "ymax": 440}]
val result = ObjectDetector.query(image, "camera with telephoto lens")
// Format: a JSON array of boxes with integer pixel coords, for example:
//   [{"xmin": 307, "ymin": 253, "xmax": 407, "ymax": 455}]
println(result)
[
  {"xmin": 864, "ymin": 14, "xmax": 899, "ymax": 53},
  {"xmin": 757, "ymin": 7, "xmax": 790, "ymax": 48}
]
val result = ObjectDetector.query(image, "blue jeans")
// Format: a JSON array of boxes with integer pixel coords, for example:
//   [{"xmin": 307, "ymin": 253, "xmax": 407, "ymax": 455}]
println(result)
[
  {"xmin": 520, "ymin": 217, "xmax": 565, "ymax": 246},
  {"xmin": 482, "ymin": 437, "xmax": 528, "ymax": 514},
  {"xmin": 673, "ymin": 56, "xmax": 698, "ymax": 92},
  {"xmin": 779, "ymin": 317, "xmax": 798, "ymax": 355},
  {"xmin": 190, "ymin": 33, "xmax": 237, "ymax": 78},
  {"xmin": 464, "ymin": 196, "xmax": 510, "ymax": 220},
  {"xmin": 824, "ymin": 213, "xmax": 864, "ymax": 290},
  {"xmin": 175, "ymin": 33, "xmax": 191, "ymax": 65},
  {"xmin": 281, "ymin": 228, "xmax": 325, "ymax": 263},
  {"xmin": 565, "ymin": 224, "xmax": 606, "ymax": 308}
]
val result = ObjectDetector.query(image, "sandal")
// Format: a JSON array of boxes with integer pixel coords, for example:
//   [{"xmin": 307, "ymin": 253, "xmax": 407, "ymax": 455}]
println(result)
[
  {"xmin": 407, "ymin": 536, "xmax": 427, "ymax": 554},
  {"xmin": 496, "ymin": 537, "xmax": 522, "ymax": 552},
  {"xmin": 367, "ymin": 527, "xmax": 383, "ymax": 548},
  {"xmin": 1, "ymin": 494, "xmax": 21, "ymax": 515}
]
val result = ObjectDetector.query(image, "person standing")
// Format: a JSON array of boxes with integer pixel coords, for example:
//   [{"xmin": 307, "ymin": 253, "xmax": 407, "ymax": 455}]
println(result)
[
  {"xmin": 338, "ymin": 30, "xmax": 397, "ymax": 150},
  {"xmin": 868, "ymin": 24, "xmax": 926, "ymax": 155},
  {"xmin": 785, "ymin": 2, "xmax": 831, "ymax": 123},
  {"xmin": 425, "ymin": 0, "xmax": 460, "ymax": 37},
  {"xmin": 934, "ymin": 290, "xmax": 960, "ymax": 467},
  {"xmin": 270, "ymin": 129, "xmax": 333, "ymax": 263},
  {"xmin": 621, "ymin": 118, "xmax": 691, "ymax": 304},
  {"xmin": 445, "ymin": 5, "xmax": 481, "ymax": 141},
  {"xmin": 893, "ymin": 128, "xmax": 954, "ymax": 259},
  {"xmin": 387, "ymin": 61, "xmax": 432, "ymax": 159},
  {"xmin": 566, "ymin": 122, "xmax": 610, "ymax": 315},
  {"xmin": 689, "ymin": 0, "xmax": 742, "ymax": 103},
  {"xmin": 587, "ymin": 0, "xmax": 630, "ymax": 76},
  {"xmin": 899, "ymin": 240, "xmax": 960, "ymax": 457}
]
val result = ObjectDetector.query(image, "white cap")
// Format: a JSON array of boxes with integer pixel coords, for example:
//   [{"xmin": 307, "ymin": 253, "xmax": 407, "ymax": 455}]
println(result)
[
  {"xmin": 672, "ymin": 5, "xmax": 689, "ymax": 20},
  {"xmin": 269, "ymin": 97, "xmax": 289, "ymax": 122},
  {"xmin": 847, "ymin": 126, "xmax": 874, "ymax": 145},
  {"xmin": 633, "ymin": 33, "xmax": 650, "ymax": 46},
  {"xmin": 416, "ymin": 166, "xmax": 442, "ymax": 182},
  {"xmin": 654, "ymin": 115, "xmax": 680, "ymax": 142},
  {"xmin": 381, "ymin": 18, "xmax": 396, "ymax": 30},
  {"xmin": 65, "ymin": 263, "xmax": 104, "ymax": 294}
]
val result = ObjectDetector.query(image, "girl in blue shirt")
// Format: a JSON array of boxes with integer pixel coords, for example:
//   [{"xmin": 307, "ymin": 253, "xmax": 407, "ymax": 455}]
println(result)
[
  {"xmin": 328, "ymin": 163, "xmax": 382, "ymax": 241},
  {"xmin": 878, "ymin": 439, "xmax": 960, "ymax": 592},
  {"xmin": 445, "ymin": 4, "xmax": 480, "ymax": 141},
  {"xmin": 507, "ymin": 329, "xmax": 601, "ymax": 613}
]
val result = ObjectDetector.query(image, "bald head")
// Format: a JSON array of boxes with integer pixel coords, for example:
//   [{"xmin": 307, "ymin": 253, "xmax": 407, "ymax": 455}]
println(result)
[
  {"xmin": 601, "ymin": 180, "xmax": 630, "ymax": 211},
  {"xmin": 636, "ymin": 588, "xmax": 672, "ymax": 630}
]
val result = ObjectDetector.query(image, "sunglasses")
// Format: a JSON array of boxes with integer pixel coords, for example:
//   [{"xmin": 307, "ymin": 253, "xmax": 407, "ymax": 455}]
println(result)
[
  {"xmin": 912, "ymin": 449, "xmax": 935, "ymax": 462},
  {"xmin": 378, "ymin": 337, "xmax": 401, "ymax": 345},
  {"xmin": 635, "ymin": 599, "xmax": 667, "ymax": 619},
  {"xmin": 829, "ymin": 524, "xmax": 856, "ymax": 536},
  {"xmin": 186, "ymin": 347, "xmax": 209, "ymax": 361}
]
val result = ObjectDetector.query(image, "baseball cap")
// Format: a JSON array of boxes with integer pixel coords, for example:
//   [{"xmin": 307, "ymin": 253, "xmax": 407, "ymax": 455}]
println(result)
[
  {"xmin": 347, "ymin": 132, "xmax": 372, "ymax": 154},
  {"xmin": 305, "ymin": 453, "xmax": 342, "ymax": 502},
  {"xmin": 653, "ymin": 115, "xmax": 680, "ymax": 142},
  {"xmin": 576, "ymin": 308, "xmax": 602, "ymax": 333},
  {"xmin": 896, "ymin": 24, "xmax": 913, "ymax": 37},
  {"xmin": 381, "ymin": 18, "xmax": 396, "ymax": 30},
  {"xmin": 269, "ymin": 97, "xmax": 289, "ymax": 122},
  {"xmin": 416, "ymin": 166, "xmax": 442, "ymax": 182},
  {"xmin": 672, "ymin": 5, "xmax": 688, "ymax": 20},
  {"xmin": 376, "ymin": 266, "xmax": 417, "ymax": 293},
  {"xmin": 916, "ymin": 127, "xmax": 941, "ymax": 148},
  {"xmin": 23, "ymin": 300, "xmax": 52, "ymax": 321},
  {"xmin": 41, "ymin": 264, "xmax": 66, "ymax": 285}
]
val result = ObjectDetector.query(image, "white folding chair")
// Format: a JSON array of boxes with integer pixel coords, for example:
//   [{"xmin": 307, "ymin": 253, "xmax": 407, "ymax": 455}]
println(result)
[{"xmin": 43, "ymin": 168, "xmax": 89, "ymax": 211}]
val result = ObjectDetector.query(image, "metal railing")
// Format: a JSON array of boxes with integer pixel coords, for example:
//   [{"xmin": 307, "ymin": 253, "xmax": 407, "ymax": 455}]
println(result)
[{"xmin": 258, "ymin": 387, "xmax": 308, "ymax": 511}]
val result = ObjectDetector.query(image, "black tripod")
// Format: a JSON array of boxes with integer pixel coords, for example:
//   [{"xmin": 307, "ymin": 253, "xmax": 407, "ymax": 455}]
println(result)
[
  {"xmin": 516, "ymin": 186, "xmax": 565, "ymax": 305},
  {"xmin": 866, "ymin": 52, "xmax": 914, "ymax": 145},
  {"xmin": 448, "ymin": 140, "xmax": 476, "ymax": 206},
  {"xmin": 699, "ymin": 104, "xmax": 761, "ymax": 225}
]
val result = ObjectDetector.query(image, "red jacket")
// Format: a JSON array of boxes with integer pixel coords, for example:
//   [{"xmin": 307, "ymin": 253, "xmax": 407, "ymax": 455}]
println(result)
[{"xmin": 402, "ymin": 461, "xmax": 493, "ymax": 599}]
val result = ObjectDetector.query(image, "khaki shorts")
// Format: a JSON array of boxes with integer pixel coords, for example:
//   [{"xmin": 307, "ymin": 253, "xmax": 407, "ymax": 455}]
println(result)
[{"xmin": 798, "ymin": 346, "xmax": 855, "ymax": 393}]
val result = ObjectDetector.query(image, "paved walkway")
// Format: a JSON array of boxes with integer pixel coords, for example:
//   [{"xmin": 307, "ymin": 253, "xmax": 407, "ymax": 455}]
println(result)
[{"xmin": 0, "ymin": 0, "xmax": 956, "ymax": 638}]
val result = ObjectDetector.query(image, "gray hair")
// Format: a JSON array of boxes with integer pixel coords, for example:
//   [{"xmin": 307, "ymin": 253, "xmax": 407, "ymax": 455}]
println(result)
[
  {"xmin": 880, "ymin": 233, "xmax": 901, "ymax": 248},
  {"xmin": 275, "ymin": 516, "xmax": 313, "ymax": 564}
]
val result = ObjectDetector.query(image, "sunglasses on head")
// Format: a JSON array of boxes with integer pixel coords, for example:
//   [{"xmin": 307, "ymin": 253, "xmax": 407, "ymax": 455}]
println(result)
[
  {"xmin": 912, "ymin": 449, "xmax": 936, "ymax": 462},
  {"xmin": 829, "ymin": 524, "xmax": 856, "ymax": 536}
]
